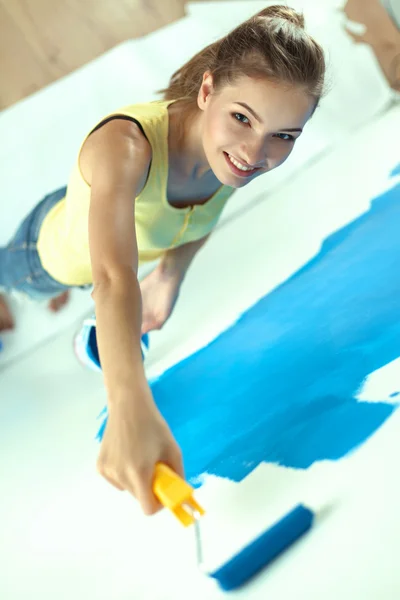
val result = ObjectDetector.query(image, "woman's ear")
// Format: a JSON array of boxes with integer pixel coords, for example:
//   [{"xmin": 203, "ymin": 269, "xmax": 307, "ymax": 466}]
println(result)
[{"xmin": 197, "ymin": 72, "xmax": 215, "ymax": 110}]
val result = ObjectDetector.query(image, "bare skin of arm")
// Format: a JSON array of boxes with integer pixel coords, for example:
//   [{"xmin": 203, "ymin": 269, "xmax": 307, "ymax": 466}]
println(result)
[{"xmin": 81, "ymin": 119, "xmax": 184, "ymax": 514}]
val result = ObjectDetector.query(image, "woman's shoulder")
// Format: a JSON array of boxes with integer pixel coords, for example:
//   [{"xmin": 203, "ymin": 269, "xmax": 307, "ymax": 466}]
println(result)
[
  {"xmin": 79, "ymin": 118, "xmax": 152, "ymax": 187},
  {"xmin": 77, "ymin": 99, "xmax": 174, "ymax": 187}
]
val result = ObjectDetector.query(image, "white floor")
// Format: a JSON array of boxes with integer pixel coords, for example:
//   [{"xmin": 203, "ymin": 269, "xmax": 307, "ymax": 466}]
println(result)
[{"xmin": 1, "ymin": 2, "xmax": 400, "ymax": 599}]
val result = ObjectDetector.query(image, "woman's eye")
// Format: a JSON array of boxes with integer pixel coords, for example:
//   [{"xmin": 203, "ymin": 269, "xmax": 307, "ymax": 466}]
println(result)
[
  {"xmin": 233, "ymin": 112, "xmax": 250, "ymax": 125},
  {"xmin": 274, "ymin": 133, "xmax": 295, "ymax": 142}
]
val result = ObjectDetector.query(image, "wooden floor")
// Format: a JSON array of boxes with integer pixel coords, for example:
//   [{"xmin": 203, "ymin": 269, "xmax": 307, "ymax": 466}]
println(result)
[
  {"xmin": 0, "ymin": 0, "xmax": 398, "ymax": 110},
  {"xmin": 0, "ymin": 0, "xmax": 204, "ymax": 109}
]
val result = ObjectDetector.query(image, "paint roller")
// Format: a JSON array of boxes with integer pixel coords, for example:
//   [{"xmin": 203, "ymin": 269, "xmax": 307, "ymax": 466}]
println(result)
[{"xmin": 153, "ymin": 463, "xmax": 317, "ymax": 592}]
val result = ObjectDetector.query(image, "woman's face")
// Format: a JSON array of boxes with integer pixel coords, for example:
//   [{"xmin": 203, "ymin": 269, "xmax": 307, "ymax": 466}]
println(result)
[{"xmin": 198, "ymin": 73, "xmax": 316, "ymax": 188}]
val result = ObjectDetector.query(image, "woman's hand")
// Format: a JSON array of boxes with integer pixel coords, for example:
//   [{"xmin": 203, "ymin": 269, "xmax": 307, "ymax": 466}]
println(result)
[{"xmin": 97, "ymin": 385, "xmax": 184, "ymax": 515}]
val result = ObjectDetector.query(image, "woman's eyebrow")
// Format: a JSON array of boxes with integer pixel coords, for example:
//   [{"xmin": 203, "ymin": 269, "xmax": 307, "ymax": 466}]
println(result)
[
  {"xmin": 235, "ymin": 102, "xmax": 303, "ymax": 132},
  {"xmin": 235, "ymin": 102, "xmax": 262, "ymax": 123}
]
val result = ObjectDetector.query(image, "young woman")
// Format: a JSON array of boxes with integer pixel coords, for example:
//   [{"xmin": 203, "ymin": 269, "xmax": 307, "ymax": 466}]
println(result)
[{"xmin": 0, "ymin": 6, "xmax": 325, "ymax": 514}]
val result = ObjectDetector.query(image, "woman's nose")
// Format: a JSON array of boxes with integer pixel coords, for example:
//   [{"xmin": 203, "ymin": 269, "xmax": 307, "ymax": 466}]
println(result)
[{"xmin": 242, "ymin": 142, "xmax": 267, "ymax": 168}]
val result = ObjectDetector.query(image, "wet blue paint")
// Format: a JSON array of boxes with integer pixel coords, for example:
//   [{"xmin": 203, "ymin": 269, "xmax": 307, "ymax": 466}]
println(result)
[
  {"xmin": 391, "ymin": 164, "xmax": 400, "ymax": 177},
  {"xmin": 146, "ymin": 170, "xmax": 400, "ymax": 485}
]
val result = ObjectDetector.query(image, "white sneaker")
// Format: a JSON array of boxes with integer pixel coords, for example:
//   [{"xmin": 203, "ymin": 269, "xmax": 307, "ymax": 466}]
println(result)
[{"xmin": 73, "ymin": 316, "xmax": 149, "ymax": 372}]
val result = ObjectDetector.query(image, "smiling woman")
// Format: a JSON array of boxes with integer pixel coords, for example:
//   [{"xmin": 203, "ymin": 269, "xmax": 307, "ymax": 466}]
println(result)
[
  {"xmin": 192, "ymin": 75, "xmax": 314, "ymax": 186},
  {"xmin": 0, "ymin": 5, "xmax": 326, "ymax": 516},
  {"xmin": 160, "ymin": 5, "xmax": 324, "ymax": 187}
]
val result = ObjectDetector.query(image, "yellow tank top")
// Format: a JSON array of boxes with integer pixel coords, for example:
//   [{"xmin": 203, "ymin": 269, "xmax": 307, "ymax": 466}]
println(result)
[{"xmin": 37, "ymin": 100, "xmax": 235, "ymax": 286}]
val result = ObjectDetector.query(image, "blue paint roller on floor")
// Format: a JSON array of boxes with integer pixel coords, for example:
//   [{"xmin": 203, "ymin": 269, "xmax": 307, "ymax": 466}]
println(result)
[
  {"xmin": 153, "ymin": 463, "xmax": 318, "ymax": 592},
  {"xmin": 208, "ymin": 504, "xmax": 315, "ymax": 591}
]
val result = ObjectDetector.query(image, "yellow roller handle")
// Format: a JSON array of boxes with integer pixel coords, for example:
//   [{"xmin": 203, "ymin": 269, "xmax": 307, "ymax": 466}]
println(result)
[{"xmin": 153, "ymin": 463, "xmax": 205, "ymax": 527}]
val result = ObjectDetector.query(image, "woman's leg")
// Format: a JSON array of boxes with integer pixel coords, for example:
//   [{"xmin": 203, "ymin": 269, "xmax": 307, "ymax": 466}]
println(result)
[
  {"xmin": 0, "ymin": 294, "xmax": 14, "ymax": 331},
  {"xmin": 0, "ymin": 188, "xmax": 72, "ymax": 331},
  {"xmin": 0, "ymin": 289, "xmax": 70, "ymax": 333},
  {"xmin": 48, "ymin": 290, "xmax": 70, "ymax": 312},
  {"xmin": 0, "ymin": 290, "xmax": 70, "ymax": 333}
]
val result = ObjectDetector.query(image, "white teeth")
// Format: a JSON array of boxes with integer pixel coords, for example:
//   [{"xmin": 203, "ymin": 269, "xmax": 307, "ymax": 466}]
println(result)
[{"xmin": 228, "ymin": 154, "xmax": 254, "ymax": 172}]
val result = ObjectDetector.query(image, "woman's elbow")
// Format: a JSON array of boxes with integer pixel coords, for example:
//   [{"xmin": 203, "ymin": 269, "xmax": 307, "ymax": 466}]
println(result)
[{"xmin": 91, "ymin": 264, "xmax": 138, "ymax": 300}]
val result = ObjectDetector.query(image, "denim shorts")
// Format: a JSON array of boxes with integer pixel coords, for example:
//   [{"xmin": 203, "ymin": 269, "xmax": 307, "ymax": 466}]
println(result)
[{"xmin": 0, "ymin": 187, "xmax": 75, "ymax": 301}]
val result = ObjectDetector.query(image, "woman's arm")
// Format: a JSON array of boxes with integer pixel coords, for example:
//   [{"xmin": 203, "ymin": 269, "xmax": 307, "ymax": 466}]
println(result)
[
  {"xmin": 87, "ymin": 120, "xmax": 149, "ymax": 388},
  {"xmin": 82, "ymin": 119, "xmax": 184, "ymax": 514}
]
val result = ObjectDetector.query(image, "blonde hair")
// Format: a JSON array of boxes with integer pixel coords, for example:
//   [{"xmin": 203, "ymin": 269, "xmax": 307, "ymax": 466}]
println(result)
[{"xmin": 159, "ymin": 5, "xmax": 325, "ymax": 106}]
